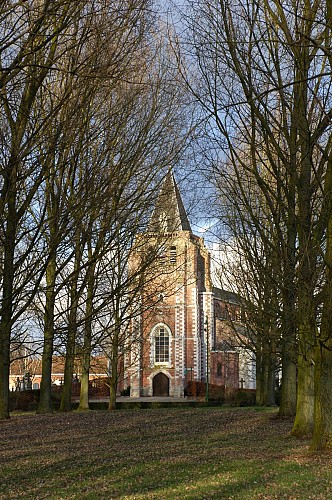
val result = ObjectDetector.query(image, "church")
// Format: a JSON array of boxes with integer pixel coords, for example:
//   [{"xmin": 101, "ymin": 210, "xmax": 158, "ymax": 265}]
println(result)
[{"xmin": 125, "ymin": 171, "xmax": 255, "ymax": 398}]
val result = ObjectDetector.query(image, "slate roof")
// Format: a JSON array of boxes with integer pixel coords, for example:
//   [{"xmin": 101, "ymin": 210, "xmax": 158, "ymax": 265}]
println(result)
[
  {"xmin": 148, "ymin": 170, "xmax": 192, "ymax": 233},
  {"xmin": 212, "ymin": 286, "xmax": 243, "ymax": 305}
]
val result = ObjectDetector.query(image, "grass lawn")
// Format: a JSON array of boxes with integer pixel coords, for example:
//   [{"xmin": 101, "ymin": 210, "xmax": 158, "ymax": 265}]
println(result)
[{"xmin": 1, "ymin": 407, "xmax": 332, "ymax": 499}]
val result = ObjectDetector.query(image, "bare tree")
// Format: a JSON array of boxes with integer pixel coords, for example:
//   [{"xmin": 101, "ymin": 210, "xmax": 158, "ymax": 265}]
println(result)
[
  {"xmin": 175, "ymin": 0, "xmax": 332, "ymax": 447},
  {"xmin": 213, "ymin": 170, "xmax": 281, "ymax": 406},
  {"xmin": 0, "ymin": 0, "xmax": 100, "ymax": 420},
  {"xmin": 39, "ymin": 7, "xmax": 193, "ymax": 412}
]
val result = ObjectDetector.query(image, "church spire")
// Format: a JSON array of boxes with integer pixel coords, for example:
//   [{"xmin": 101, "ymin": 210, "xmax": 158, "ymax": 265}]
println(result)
[{"xmin": 149, "ymin": 170, "xmax": 192, "ymax": 233}]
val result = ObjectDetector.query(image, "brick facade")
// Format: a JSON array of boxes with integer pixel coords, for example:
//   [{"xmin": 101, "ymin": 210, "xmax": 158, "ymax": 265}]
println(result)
[{"xmin": 125, "ymin": 172, "xmax": 252, "ymax": 398}]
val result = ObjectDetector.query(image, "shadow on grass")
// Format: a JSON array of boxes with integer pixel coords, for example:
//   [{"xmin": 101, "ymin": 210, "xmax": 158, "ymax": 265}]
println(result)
[{"xmin": 1, "ymin": 408, "xmax": 331, "ymax": 499}]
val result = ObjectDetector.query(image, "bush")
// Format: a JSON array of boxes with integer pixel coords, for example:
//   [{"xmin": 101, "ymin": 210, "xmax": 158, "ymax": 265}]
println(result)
[
  {"xmin": 120, "ymin": 386, "xmax": 130, "ymax": 396},
  {"xmin": 9, "ymin": 390, "xmax": 40, "ymax": 411},
  {"xmin": 186, "ymin": 381, "xmax": 225, "ymax": 402},
  {"xmin": 9, "ymin": 389, "xmax": 64, "ymax": 411},
  {"xmin": 226, "ymin": 389, "xmax": 256, "ymax": 407},
  {"xmin": 89, "ymin": 377, "xmax": 110, "ymax": 397}
]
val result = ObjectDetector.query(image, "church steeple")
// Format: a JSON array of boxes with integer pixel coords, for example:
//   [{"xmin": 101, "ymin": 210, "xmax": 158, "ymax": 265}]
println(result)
[{"xmin": 149, "ymin": 170, "xmax": 192, "ymax": 233}]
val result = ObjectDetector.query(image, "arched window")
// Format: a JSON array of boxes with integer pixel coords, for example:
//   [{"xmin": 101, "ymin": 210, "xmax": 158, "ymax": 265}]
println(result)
[
  {"xmin": 151, "ymin": 324, "xmax": 171, "ymax": 364},
  {"xmin": 155, "ymin": 326, "xmax": 169, "ymax": 362},
  {"xmin": 158, "ymin": 245, "xmax": 167, "ymax": 264}
]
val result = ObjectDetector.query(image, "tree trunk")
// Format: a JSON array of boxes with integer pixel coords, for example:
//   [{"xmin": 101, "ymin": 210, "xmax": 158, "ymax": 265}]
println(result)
[
  {"xmin": 0, "ymin": 160, "xmax": 17, "ymax": 419},
  {"xmin": 291, "ymin": 34, "xmax": 317, "ymax": 435},
  {"xmin": 60, "ymin": 234, "xmax": 81, "ymax": 412},
  {"xmin": 265, "ymin": 350, "xmax": 276, "ymax": 407},
  {"xmin": 279, "ymin": 184, "xmax": 297, "ymax": 417},
  {"xmin": 109, "ymin": 379, "xmax": 117, "ymax": 411},
  {"xmin": 109, "ymin": 322, "xmax": 120, "ymax": 411},
  {"xmin": 78, "ymin": 351, "xmax": 90, "ymax": 411},
  {"xmin": 279, "ymin": 347, "xmax": 297, "ymax": 417},
  {"xmin": 311, "ymin": 342, "xmax": 332, "ymax": 450},
  {"xmin": 108, "ymin": 347, "xmax": 118, "ymax": 411},
  {"xmin": 60, "ymin": 317, "xmax": 77, "ymax": 412},
  {"xmin": 0, "ymin": 253, "xmax": 14, "ymax": 419},
  {"xmin": 256, "ymin": 338, "xmax": 276, "ymax": 406},
  {"xmin": 279, "ymin": 280, "xmax": 297, "ymax": 417},
  {"xmin": 38, "ymin": 254, "xmax": 56, "ymax": 413},
  {"xmin": 292, "ymin": 280, "xmax": 316, "ymax": 437},
  {"xmin": 78, "ymin": 250, "xmax": 95, "ymax": 412},
  {"xmin": 292, "ymin": 353, "xmax": 315, "ymax": 436},
  {"xmin": 255, "ymin": 341, "xmax": 263, "ymax": 405},
  {"xmin": 311, "ymin": 158, "xmax": 332, "ymax": 450}
]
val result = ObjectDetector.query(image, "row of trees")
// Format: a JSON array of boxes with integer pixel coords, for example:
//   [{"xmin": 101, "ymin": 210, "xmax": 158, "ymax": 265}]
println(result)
[
  {"xmin": 176, "ymin": 0, "xmax": 332, "ymax": 450},
  {"xmin": 3, "ymin": 0, "xmax": 331, "ymax": 453},
  {"xmin": 0, "ymin": 1, "xmax": 192, "ymax": 418}
]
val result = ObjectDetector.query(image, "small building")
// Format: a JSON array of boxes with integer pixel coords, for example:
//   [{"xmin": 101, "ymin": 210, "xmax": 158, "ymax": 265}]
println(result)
[{"xmin": 9, "ymin": 356, "xmax": 109, "ymax": 392}]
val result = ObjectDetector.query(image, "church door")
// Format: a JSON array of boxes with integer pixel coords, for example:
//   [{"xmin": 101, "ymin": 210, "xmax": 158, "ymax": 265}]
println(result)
[{"xmin": 153, "ymin": 373, "xmax": 169, "ymax": 396}]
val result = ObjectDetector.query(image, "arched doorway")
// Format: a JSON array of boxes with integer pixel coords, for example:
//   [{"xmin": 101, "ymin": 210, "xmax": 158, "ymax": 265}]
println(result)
[{"xmin": 153, "ymin": 372, "xmax": 169, "ymax": 396}]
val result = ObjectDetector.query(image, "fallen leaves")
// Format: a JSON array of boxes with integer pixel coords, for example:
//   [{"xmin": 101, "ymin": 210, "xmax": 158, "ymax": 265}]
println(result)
[{"xmin": 0, "ymin": 407, "xmax": 331, "ymax": 499}]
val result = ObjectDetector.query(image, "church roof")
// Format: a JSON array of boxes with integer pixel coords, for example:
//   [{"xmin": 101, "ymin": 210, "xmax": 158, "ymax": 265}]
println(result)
[
  {"xmin": 212, "ymin": 286, "xmax": 243, "ymax": 305},
  {"xmin": 148, "ymin": 170, "xmax": 192, "ymax": 233}
]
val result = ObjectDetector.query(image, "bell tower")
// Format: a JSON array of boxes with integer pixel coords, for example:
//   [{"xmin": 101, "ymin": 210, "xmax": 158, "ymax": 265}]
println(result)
[{"xmin": 128, "ymin": 170, "xmax": 213, "ymax": 397}]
